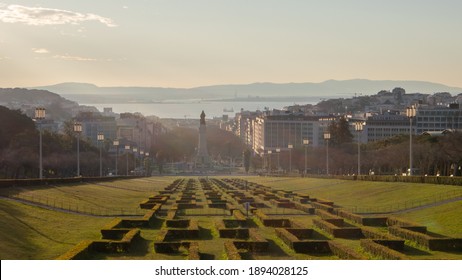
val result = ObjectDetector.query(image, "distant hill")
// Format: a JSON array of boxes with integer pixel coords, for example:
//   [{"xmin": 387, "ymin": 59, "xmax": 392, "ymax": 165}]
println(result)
[
  {"xmin": 0, "ymin": 88, "xmax": 97, "ymax": 120},
  {"xmin": 31, "ymin": 79, "xmax": 462, "ymax": 104}
]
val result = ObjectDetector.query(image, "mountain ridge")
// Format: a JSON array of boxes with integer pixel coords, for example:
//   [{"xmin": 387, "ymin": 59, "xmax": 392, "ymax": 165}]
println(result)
[{"xmin": 29, "ymin": 79, "xmax": 462, "ymax": 104}]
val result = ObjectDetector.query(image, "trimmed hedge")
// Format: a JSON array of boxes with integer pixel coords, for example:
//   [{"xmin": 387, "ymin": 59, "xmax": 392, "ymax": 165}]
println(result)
[
  {"xmin": 224, "ymin": 241, "xmax": 241, "ymax": 260},
  {"xmin": 360, "ymin": 239, "xmax": 406, "ymax": 260},
  {"xmin": 166, "ymin": 219, "xmax": 191, "ymax": 228},
  {"xmin": 315, "ymin": 209, "xmax": 344, "ymax": 227},
  {"xmin": 313, "ymin": 219, "xmax": 364, "ymax": 239},
  {"xmin": 294, "ymin": 203, "xmax": 315, "ymax": 214},
  {"xmin": 56, "ymin": 240, "xmax": 94, "ymax": 260},
  {"xmin": 328, "ymin": 240, "xmax": 367, "ymax": 260},
  {"xmin": 335, "ymin": 209, "xmax": 388, "ymax": 227},
  {"xmin": 188, "ymin": 242, "xmax": 201, "ymax": 260},
  {"xmin": 311, "ymin": 202, "xmax": 334, "ymax": 213},
  {"xmin": 387, "ymin": 217, "xmax": 427, "ymax": 231},
  {"xmin": 389, "ymin": 226, "xmax": 462, "ymax": 251},
  {"xmin": 361, "ymin": 226, "xmax": 398, "ymax": 240}
]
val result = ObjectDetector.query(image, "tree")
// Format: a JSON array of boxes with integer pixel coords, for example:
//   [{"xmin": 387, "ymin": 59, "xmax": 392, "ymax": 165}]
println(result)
[{"xmin": 328, "ymin": 116, "xmax": 353, "ymax": 146}]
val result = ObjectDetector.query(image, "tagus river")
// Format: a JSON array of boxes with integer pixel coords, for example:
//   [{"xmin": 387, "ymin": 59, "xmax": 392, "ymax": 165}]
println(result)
[{"xmin": 83, "ymin": 98, "xmax": 322, "ymax": 119}]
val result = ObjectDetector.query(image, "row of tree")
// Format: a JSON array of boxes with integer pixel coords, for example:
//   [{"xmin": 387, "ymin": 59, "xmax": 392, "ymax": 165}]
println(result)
[
  {"xmin": 1, "ymin": 106, "xmax": 461, "ymax": 178},
  {"xmin": 247, "ymin": 118, "xmax": 462, "ymax": 176}
]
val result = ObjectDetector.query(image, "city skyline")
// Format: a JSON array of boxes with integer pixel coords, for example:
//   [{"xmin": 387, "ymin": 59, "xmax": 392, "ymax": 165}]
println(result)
[{"xmin": 1, "ymin": 0, "xmax": 462, "ymax": 88}]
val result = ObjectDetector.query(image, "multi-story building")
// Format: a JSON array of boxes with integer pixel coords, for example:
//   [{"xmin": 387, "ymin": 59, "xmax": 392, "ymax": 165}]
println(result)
[
  {"xmin": 415, "ymin": 104, "xmax": 462, "ymax": 134},
  {"xmin": 117, "ymin": 113, "xmax": 150, "ymax": 151},
  {"xmin": 75, "ymin": 112, "xmax": 117, "ymax": 146},
  {"xmin": 365, "ymin": 111, "xmax": 412, "ymax": 142},
  {"xmin": 253, "ymin": 114, "xmax": 332, "ymax": 155}
]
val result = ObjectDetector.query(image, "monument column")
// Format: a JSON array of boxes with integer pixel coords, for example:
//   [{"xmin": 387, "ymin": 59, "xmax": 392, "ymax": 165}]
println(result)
[{"xmin": 196, "ymin": 110, "xmax": 210, "ymax": 165}]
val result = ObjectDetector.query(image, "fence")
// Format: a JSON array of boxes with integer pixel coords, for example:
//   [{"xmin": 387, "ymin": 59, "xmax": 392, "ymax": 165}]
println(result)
[{"xmin": 6, "ymin": 192, "xmax": 146, "ymax": 216}]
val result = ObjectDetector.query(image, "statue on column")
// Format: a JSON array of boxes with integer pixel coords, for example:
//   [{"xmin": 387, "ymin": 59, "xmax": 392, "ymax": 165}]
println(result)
[{"xmin": 200, "ymin": 110, "xmax": 206, "ymax": 125}]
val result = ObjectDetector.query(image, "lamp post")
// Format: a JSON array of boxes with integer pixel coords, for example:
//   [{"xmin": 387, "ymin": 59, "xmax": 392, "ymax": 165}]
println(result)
[
  {"xmin": 125, "ymin": 145, "xmax": 130, "ymax": 176},
  {"xmin": 303, "ymin": 139, "xmax": 309, "ymax": 175},
  {"xmin": 288, "ymin": 144, "xmax": 293, "ymax": 173},
  {"xmin": 73, "ymin": 122, "xmax": 82, "ymax": 177},
  {"xmin": 140, "ymin": 150, "xmax": 145, "ymax": 176},
  {"xmin": 324, "ymin": 132, "xmax": 331, "ymax": 175},
  {"xmin": 406, "ymin": 105, "xmax": 416, "ymax": 176},
  {"xmin": 268, "ymin": 150, "xmax": 272, "ymax": 175},
  {"xmin": 354, "ymin": 122, "xmax": 364, "ymax": 176},
  {"xmin": 276, "ymin": 148, "xmax": 281, "ymax": 172},
  {"xmin": 133, "ymin": 147, "xmax": 138, "ymax": 175},
  {"xmin": 145, "ymin": 152, "xmax": 150, "ymax": 176},
  {"xmin": 97, "ymin": 132, "xmax": 104, "ymax": 177},
  {"xmin": 113, "ymin": 139, "xmax": 119, "ymax": 176},
  {"xmin": 35, "ymin": 107, "xmax": 46, "ymax": 179}
]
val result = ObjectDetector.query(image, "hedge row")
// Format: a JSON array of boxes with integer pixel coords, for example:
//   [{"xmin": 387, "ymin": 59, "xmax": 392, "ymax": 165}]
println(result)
[
  {"xmin": 58, "ymin": 229, "xmax": 141, "ymax": 259},
  {"xmin": 313, "ymin": 219, "xmax": 364, "ymax": 239},
  {"xmin": 176, "ymin": 203, "xmax": 201, "ymax": 209},
  {"xmin": 335, "ymin": 209, "xmax": 388, "ymax": 227},
  {"xmin": 361, "ymin": 226, "xmax": 398, "ymax": 240},
  {"xmin": 317, "ymin": 174, "xmax": 462, "ymax": 186},
  {"xmin": 328, "ymin": 240, "xmax": 367, "ymax": 260},
  {"xmin": 56, "ymin": 240, "xmax": 94, "ymax": 260},
  {"xmin": 166, "ymin": 219, "xmax": 191, "ymax": 228},
  {"xmin": 387, "ymin": 217, "xmax": 427, "ymax": 233},
  {"xmin": 293, "ymin": 196, "xmax": 310, "ymax": 204},
  {"xmin": 294, "ymin": 203, "xmax": 315, "ymax": 214},
  {"xmin": 389, "ymin": 226, "xmax": 462, "ymax": 251},
  {"xmin": 188, "ymin": 242, "xmax": 201, "ymax": 260},
  {"xmin": 311, "ymin": 202, "xmax": 334, "ymax": 213},
  {"xmin": 233, "ymin": 210, "xmax": 247, "ymax": 222},
  {"xmin": 360, "ymin": 239, "xmax": 406, "ymax": 260},
  {"xmin": 315, "ymin": 209, "xmax": 344, "ymax": 226},
  {"xmin": 224, "ymin": 241, "xmax": 241, "ymax": 260},
  {"xmin": 286, "ymin": 228, "xmax": 314, "ymax": 239},
  {"xmin": 208, "ymin": 203, "xmax": 228, "ymax": 209},
  {"xmin": 162, "ymin": 220, "xmax": 200, "ymax": 241}
]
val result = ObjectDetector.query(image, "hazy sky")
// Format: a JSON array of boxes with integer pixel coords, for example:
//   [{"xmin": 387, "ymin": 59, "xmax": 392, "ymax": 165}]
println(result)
[{"xmin": 1, "ymin": 0, "xmax": 461, "ymax": 88}]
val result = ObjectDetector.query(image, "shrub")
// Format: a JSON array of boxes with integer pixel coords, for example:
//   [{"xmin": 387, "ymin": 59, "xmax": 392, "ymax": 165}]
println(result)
[
  {"xmin": 328, "ymin": 240, "xmax": 367, "ymax": 260},
  {"xmin": 56, "ymin": 240, "xmax": 94, "ymax": 260},
  {"xmin": 224, "ymin": 241, "xmax": 241, "ymax": 260},
  {"xmin": 360, "ymin": 239, "xmax": 406, "ymax": 260}
]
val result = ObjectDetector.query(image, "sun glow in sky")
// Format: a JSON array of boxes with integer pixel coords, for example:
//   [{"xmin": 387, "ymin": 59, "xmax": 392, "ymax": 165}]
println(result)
[{"xmin": 1, "ymin": 0, "xmax": 462, "ymax": 88}]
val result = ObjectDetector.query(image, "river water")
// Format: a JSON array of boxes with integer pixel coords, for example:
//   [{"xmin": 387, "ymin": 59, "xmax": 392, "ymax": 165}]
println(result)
[{"xmin": 83, "ymin": 98, "xmax": 323, "ymax": 119}]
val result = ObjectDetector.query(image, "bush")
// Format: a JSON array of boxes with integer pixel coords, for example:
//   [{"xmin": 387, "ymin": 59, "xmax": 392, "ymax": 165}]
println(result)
[
  {"xmin": 56, "ymin": 240, "xmax": 94, "ymax": 260},
  {"xmin": 328, "ymin": 240, "xmax": 367, "ymax": 260},
  {"xmin": 360, "ymin": 239, "xmax": 406, "ymax": 260},
  {"xmin": 224, "ymin": 241, "xmax": 241, "ymax": 260}
]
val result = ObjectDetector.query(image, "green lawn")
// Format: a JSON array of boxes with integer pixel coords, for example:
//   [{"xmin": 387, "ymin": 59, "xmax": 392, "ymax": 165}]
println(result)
[
  {"xmin": 397, "ymin": 200, "xmax": 462, "ymax": 238},
  {"xmin": 244, "ymin": 176, "xmax": 462, "ymax": 209},
  {"xmin": 1, "ymin": 176, "xmax": 461, "ymax": 260},
  {"xmin": 0, "ymin": 199, "xmax": 111, "ymax": 259}
]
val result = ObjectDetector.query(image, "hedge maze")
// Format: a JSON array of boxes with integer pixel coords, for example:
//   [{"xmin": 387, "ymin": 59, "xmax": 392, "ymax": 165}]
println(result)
[{"xmin": 58, "ymin": 178, "xmax": 462, "ymax": 260}]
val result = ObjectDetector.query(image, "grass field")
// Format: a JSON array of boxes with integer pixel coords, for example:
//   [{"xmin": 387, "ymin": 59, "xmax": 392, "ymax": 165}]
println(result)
[
  {"xmin": 0, "ymin": 176, "xmax": 461, "ymax": 259},
  {"xmin": 0, "ymin": 199, "xmax": 111, "ymax": 259}
]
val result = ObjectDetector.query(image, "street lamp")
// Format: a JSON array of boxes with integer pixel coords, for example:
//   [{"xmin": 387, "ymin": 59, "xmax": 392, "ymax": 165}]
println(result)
[
  {"xmin": 73, "ymin": 122, "xmax": 82, "ymax": 177},
  {"xmin": 268, "ymin": 150, "xmax": 272, "ymax": 175},
  {"xmin": 113, "ymin": 139, "xmax": 119, "ymax": 176},
  {"xmin": 288, "ymin": 144, "xmax": 293, "ymax": 173},
  {"xmin": 145, "ymin": 152, "xmax": 150, "ymax": 177},
  {"xmin": 303, "ymin": 139, "xmax": 310, "ymax": 175},
  {"xmin": 406, "ymin": 105, "xmax": 416, "ymax": 176},
  {"xmin": 97, "ymin": 132, "xmax": 104, "ymax": 177},
  {"xmin": 125, "ymin": 145, "xmax": 130, "ymax": 176},
  {"xmin": 133, "ymin": 147, "xmax": 138, "ymax": 174},
  {"xmin": 354, "ymin": 122, "xmax": 364, "ymax": 176},
  {"xmin": 276, "ymin": 148, "xmax": 281, "ymax": 172},
  {"xmin": 35, "ymin": 107, "xmax": 46, "ymax": 179},
  {"xmin": 324, "ymin": 132, "xmax": 331, "ymax": 175}
]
